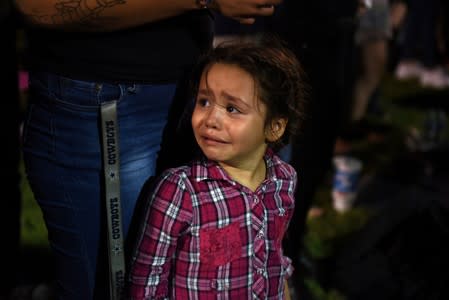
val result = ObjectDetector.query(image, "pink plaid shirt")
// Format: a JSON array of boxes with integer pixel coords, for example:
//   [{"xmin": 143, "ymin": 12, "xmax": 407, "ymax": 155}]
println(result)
[{"xmin": 128, "ymin": 150, "xmax": 296, "ymax": 300}]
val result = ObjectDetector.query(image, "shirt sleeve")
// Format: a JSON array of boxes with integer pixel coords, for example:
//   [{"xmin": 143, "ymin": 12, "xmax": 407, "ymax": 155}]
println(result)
[{"xmin": 128, "ymin": 170, "xmax": 193, "ymax": 300}]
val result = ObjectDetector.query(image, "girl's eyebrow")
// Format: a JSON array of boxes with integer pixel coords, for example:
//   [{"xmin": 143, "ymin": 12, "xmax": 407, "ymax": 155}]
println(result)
[
  {"xmin": 222, "ymin": 91, "xmax": 251, "ymax": 109},
  {"xmin": 197, "ymin": 88, "xmax": 211, "ymax": 95}
]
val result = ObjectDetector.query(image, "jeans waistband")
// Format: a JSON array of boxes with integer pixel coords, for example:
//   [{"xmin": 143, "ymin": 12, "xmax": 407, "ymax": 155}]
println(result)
[{"xmin": 30, "ymin": 71, "xmax": 130, "ymax": 106}]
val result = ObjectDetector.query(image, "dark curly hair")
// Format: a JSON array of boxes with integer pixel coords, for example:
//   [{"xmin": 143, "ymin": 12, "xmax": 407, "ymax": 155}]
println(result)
[{"xmin": 190, "ymin": 33, "xmax": 309, "ymax": 152}]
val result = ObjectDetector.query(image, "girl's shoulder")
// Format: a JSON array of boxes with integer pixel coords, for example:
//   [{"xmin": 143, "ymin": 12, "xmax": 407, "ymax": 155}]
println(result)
[
  {"xmin": 156, "ymin": 159, "xmax": 209, "ymax": 187},
  {"xmin": 266, "ymin": 151, "xmax": 297, "ymax": 181}
]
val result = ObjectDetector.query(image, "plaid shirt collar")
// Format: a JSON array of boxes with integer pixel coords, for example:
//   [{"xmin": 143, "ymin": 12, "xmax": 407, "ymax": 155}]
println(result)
[{"xmin": 192, "ymin": 148, "xmax": 292, "ymax": 184}]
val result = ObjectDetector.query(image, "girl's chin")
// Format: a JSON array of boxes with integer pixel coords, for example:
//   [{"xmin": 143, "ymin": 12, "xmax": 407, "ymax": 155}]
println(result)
[{"xmin": 200, "ymin": 149, "xmax": 224, "ymax": 161}]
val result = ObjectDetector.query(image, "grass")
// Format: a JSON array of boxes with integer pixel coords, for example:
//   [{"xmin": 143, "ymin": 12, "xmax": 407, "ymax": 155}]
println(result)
[{"xmin": 20, "ymin": 160, "xmax": 49, "ymax": 249}]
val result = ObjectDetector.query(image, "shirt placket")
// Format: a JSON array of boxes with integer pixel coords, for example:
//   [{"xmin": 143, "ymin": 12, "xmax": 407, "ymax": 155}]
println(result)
[{"xmin": 251, "ymin": 190, "xmax": 267, "ymax": 299}]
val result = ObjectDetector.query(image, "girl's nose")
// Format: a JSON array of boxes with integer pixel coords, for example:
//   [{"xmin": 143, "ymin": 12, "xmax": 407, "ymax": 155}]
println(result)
[{"xmin": 205, "ymin": 104, "xmax": 222, "ymax": 129}]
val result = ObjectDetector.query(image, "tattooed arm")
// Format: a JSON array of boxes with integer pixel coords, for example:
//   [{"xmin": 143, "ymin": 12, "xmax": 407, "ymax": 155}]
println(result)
[
  {"xmin": 13, "ymin": 0, "xmax": 203, "ymax": 31},
  {"xmin": 14, "ymin": 0, "xmax": 282, "ymax": 31}
]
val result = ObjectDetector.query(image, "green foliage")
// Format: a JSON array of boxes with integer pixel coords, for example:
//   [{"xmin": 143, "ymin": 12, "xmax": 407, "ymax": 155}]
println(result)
[
  {"xmin": 381, "ymin": 74, "xmax": 449, "ymax": 134},
  {"xmin": 303, "ymin": 207, "xmax": 371, "ymax": 260},
  {"xmin": 304, "ymin": 277, "xmax": 347, "ymax": 300},
  {"xmin": 20, "ymin": 161, "xmax": 50, "ymax": 249}
]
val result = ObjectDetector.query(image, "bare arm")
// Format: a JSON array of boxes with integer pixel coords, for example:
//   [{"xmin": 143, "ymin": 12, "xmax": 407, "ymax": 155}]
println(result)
[{"xmin": 13, "ymin": 0, "xmax": 281, "ymax": 31}]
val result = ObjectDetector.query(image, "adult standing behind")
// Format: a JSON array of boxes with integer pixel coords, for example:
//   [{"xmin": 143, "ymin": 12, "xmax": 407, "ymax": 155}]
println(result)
[
  {"xmin": 271, "ymin": 0, "xmax": 361, "ymax": 296},
  {"xmin": 13, "ymin": 0, "xmax": 281, "ymax": 299}
]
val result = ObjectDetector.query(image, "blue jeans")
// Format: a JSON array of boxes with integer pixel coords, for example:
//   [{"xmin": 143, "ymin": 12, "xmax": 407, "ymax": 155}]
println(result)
[{"xmin": 22, "ymin": 72, "xmax": 177, "ymax": 299}]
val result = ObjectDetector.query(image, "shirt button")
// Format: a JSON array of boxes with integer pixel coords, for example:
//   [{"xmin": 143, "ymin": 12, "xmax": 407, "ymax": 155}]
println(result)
[
  {"xmin": 149, "ymin": 266, "xmax": 163, "ymax": 275},
  {"xmin": 254, "ymin": 197, "xmax": 259, "ymax": 204},
  {"xmin": 210, "ymin": 279, "xmax": 217, "ymax": 289}
]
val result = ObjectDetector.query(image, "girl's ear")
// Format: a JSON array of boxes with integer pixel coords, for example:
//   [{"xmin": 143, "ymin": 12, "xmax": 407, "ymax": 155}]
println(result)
[{"xmin": 266, "ymin": 118, "xmax": 287, "ymax": 143}]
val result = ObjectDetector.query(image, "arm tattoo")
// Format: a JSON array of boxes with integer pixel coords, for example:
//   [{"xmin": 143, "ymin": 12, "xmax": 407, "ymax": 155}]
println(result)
[{"xmin": 25, "ymin": 0, "xmax": 127, "ymax": 29}]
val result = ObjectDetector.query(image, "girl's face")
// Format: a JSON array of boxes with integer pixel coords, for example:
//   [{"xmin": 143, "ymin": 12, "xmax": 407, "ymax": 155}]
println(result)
[{"xmin": 192, "ymin": 63, "xmax": 285, "ymax": 171}]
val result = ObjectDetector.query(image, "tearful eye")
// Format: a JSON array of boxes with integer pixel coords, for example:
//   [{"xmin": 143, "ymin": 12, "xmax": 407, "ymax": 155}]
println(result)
[
  {"xmin": 197, "ymin": 98, "xmax": 209, "ymax": 107},
  {"xmin": 226, "ymin": 105, "xmax": 240, "ymax": 113}
]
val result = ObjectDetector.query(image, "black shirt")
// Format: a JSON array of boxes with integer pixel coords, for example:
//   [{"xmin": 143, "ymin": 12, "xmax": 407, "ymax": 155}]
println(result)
[{"xmin": 24, "ymin": 10, "xmax": 213, "ymax": 83}]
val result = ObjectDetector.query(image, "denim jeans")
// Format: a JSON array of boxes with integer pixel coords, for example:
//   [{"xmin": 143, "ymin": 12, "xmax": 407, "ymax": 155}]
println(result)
[{"xmin": 22, "ymin": 72, "xmax": 177, "ymax": 299}]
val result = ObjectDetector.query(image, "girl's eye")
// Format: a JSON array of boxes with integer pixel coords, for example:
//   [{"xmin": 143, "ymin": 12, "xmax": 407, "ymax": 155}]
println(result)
[
  {"xmin": 226, "ymin": 105, "xmax": 240, "ymax": 114},
  {"xmin": 197, "ymin": 98, "xmax": 209, "ymax": 107}
]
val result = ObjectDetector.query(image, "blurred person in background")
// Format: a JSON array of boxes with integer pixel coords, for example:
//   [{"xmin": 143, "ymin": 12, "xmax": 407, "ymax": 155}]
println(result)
[
  {"xmin": 335, "ymin": 0, "xmax": 396, "ymax": 151},
  {"xmin": 394, "ymin": 0, "xmax": 449, "ymax": 89},
  {"xmin": 351, "ymin": 0, "xmax": 392, "ymax": 124},
  {"xmin": 270, "ymin": 0, "xmax": 366, "ymax": 297}
]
